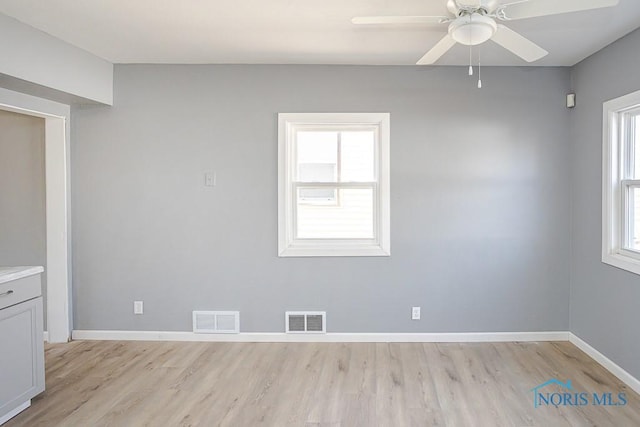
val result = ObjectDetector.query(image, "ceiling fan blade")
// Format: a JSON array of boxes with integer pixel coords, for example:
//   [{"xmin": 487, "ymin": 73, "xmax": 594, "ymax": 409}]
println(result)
[
  {"xmin": 492, "ymin": 25, "xmax": 548, "ymax": 62},
  {"xmin": 416, "ymin": 34, "xmax": 457, "ymax": 65},
  {"xmin": 351, "ymin": 16, "xmax": 447, "ymax": 25},
  {"xmin": 500, "ymin": 0, "xmax": 619, "ymax": 20}
]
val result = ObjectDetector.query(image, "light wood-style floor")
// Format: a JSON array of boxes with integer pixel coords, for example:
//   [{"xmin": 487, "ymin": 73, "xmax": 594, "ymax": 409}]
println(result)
[{"xmin": 5, "ymin": 340, "xmax": 639, "ymax": 426}]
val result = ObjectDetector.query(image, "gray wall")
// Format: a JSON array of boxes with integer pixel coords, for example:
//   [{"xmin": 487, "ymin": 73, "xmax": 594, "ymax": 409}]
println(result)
[
  {"xmin": 71, "ymin": 64, "xmax": 571, "ymax": 333},
  {"xmin": 0, "ymin": 109, "xmax": 47, "ymax": 325},
  {"xmin": 570, "ymin": 28, "xmax": 640, "ymax": 379}
]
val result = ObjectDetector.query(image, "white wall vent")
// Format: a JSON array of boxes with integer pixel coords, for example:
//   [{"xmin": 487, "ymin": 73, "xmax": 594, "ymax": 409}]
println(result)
[
  {"xmin": 192, "ymin": 311, "xmax": 239, "ymax": 334},
  {"xmin": 285, "ymin": 311, "xmax": 326, "ymax": 333}
]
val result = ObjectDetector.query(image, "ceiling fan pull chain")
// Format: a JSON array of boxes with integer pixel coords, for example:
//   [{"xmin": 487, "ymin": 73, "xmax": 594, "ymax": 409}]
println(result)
[
  {"xmin": 477, "ymin": 46, "xmax": 482, "ymax": 89},
  {"xmin": 468, "ymin": 12, "xmax": 474, "ymax": 76}
]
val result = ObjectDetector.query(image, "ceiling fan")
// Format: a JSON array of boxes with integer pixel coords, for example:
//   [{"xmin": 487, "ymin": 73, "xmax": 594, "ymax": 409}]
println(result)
[{"xmin": 352, "ymin": 0, "xmax": 620, "ymax": 65}]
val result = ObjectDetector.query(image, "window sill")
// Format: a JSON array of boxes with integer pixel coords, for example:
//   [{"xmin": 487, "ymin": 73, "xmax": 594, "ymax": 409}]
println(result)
[
  {"xmin": 602, "ymin": 251, "xmax": 640, "ymax": 276},
  {"xmin": 279, "ymin": 244, "xmax": 390, "ymax": 257}
]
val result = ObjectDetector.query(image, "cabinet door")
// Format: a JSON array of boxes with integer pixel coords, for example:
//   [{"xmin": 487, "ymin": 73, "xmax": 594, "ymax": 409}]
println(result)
[{"xmin": 0, "ymin": 297, "xmax": 44, "ymax": 417}]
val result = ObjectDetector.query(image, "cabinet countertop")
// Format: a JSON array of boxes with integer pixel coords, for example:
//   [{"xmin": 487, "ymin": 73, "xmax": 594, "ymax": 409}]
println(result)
[{"xmin": 0, "ymin": 266, "xmax": 44, "ymax": 284}]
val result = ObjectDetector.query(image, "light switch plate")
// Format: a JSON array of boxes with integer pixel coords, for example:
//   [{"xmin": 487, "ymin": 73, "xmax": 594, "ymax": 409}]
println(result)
[
  {"xmin": 134, "ymin": 301, "xmax": 144, "ymax": 315},
  {"xmin": 204, "ymin": 172, "xmax": 216, "ymax": 187}
]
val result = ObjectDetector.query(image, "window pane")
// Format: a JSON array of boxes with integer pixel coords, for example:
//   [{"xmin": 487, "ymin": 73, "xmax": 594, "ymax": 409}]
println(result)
[
  {"xmin": 299, "ymin": 186, "xmax": 337, "ymax": 205},
  {"xmin": 298, "ymin": 163, "xmax": 336, "ymax": 182},
  {"xmin": 629, "ymin": 186, "xmax": 640, "ymax": 251},
  {"xmin": 296, "ymin": 188, "xmax": 374, "ymax": 239},
  {"xmin": 340, "ymin": 131, "xmax": 375, "ymax": 182},
  {"xmin": 634, "ymin": 115, "xmax": 640, "ymax": 179},
  {"xmin": 296, "ymin": 132, "xmax": 337, "ymax": 182}
]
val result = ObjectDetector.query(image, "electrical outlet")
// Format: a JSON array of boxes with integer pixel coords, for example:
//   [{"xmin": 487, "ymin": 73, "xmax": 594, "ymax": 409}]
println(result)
[
  {"xmin": 134, "ymin": 300, "xmax": 144, "ymax": 315},
  {"xmin": 412, "ymin": 306, "xmax": 421, "ymax": 320}
]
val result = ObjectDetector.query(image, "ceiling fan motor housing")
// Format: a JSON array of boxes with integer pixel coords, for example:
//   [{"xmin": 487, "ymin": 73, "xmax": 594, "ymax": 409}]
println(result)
[
  {"xmin": 448, "ymin": 13, "xmax": 497, "ymax": 46},
  {"xmin": 447, "ymin": 0, "xmax": 500, "ymax": 16}
]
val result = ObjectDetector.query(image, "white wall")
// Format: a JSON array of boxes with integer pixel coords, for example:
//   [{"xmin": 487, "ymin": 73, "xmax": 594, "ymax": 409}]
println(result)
[{"xmin": 0, "ymin": 13, "xmax": 113, "ymax": 105}]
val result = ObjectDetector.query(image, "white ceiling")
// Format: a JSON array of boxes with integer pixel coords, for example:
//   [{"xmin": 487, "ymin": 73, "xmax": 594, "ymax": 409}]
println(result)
[{"xmin": 0, "ymin": 0, "xmax": 639, "ymax": 66}]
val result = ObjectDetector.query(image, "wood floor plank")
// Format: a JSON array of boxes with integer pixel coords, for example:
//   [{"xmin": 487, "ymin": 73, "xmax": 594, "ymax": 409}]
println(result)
[
  {"xmin": 374, "ymin": 342, "xmax": 412, "ymax": 427},
  {"xmin": 3, "ymin": 340, "xmax": 639, "ymax": 426}
]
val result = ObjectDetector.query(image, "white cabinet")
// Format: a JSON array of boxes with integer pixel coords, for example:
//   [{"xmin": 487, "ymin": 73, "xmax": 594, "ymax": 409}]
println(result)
[{"xmin": 0, "ymin": 270, "xmax": 45, "ymax": 425}]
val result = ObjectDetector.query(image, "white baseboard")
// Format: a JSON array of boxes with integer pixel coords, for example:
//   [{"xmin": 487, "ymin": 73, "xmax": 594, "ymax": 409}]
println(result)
[
  {"xmin": 43, "ymin": 331, "xmax": 49, "ymax": 342},
  {"xmin": 0, "ymin": 400, "xmax": 30, "ymax": 425},
  {"xmin": 72, "ymin": 330, "xmax": 568, "ymax": 343},
  {"xmin": 569, "ymin": 333, "xmax": 640, "ymax": 395}
]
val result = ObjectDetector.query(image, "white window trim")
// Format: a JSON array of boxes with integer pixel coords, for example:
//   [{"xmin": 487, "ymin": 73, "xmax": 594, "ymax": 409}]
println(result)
[
  {"xmin": 602, "ymin": 88, "xmax": 640, "ymax": 275},
  {"xmin": 278, "ymin": 113, "xmax": 390, "ymax": 257}
]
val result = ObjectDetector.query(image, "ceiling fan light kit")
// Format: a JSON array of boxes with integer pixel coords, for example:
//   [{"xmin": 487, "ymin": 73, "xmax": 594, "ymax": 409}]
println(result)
[{"xmin": 448, "ymin": 13, "xmax": 497, "ymax": 46}]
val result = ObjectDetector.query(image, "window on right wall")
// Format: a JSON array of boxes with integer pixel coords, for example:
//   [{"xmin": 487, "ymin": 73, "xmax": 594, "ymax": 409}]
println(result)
[{"xmin": 603, "ymin": 88, "xmax": 640, "ymax": 275}]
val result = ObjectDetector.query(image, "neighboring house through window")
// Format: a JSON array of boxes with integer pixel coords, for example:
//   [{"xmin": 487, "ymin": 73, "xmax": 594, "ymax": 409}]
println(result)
[
  {"xmin": 278, "ymin": 113, "xmax": 390, "ymax": 257},
  {"xmin": 602, "ymin": 88, "xmax": 640, "ymax": 274}
]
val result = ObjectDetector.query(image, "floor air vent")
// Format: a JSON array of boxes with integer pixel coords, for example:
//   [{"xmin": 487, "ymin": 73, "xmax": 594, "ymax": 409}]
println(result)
[
  {"xmin": 193, "ymin": 311, "xmax": 239, "ymax": 334},
  {"xmin": 285, "ymin": 311, "xmax": 326, "ymax": 333}
]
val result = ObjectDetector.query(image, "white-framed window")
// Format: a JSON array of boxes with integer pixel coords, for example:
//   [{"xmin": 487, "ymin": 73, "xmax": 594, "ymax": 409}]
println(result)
[
  {"xmin": 603, "ymin": 89, "xmax": 640, "ymax": 275},
  {"xmin": 278, "ymin": 113, "xmax": 390, "ymax": 257}
]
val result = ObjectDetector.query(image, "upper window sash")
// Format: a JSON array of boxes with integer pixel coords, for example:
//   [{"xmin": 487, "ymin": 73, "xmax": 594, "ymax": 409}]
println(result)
[
  {"xmin": 621, "ymin": 109, "xmax": 640, "ymax": 179},
  {"xmin": 291, "ymin": 124, "xmax": 380, "ymax": 184}
]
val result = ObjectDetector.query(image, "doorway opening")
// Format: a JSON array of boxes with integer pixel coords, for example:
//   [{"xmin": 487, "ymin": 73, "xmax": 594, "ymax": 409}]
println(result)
[{"xmin": 0, "ymin": 97, "xmax": 70, "ymax": 343}]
